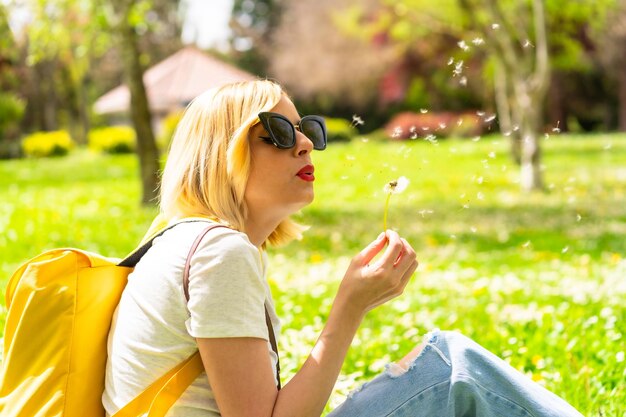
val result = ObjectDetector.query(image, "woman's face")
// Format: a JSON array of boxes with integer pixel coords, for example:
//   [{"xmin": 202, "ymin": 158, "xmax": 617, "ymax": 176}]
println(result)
[{"xmin": 245, "ymin": 96, "xmax": 316, "ymax": 221}]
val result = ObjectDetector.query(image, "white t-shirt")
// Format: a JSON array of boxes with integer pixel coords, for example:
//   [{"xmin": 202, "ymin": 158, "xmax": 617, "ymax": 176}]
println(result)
[{"xmin": 102, "ymin": 221, "xmax": 280, "ymax": 416}]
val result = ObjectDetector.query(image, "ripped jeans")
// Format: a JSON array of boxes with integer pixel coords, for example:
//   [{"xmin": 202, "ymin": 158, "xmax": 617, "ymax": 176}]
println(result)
[{"xmin": 327, "ymin": 330, "xmax": 583, "ymax": 417}]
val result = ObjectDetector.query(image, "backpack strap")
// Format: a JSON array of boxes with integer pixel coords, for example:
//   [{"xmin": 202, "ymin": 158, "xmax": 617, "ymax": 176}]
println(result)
[
  {"xmin": 112, "ymin": 352, "xmax": 203, "ymax": 417},
  {"xmin": 183, "ymin": 224, "xmax": 282, "ymax": 390},
  {"xmin": 117, "ymin": 218, "xmax": 216, "ymax": 267}
]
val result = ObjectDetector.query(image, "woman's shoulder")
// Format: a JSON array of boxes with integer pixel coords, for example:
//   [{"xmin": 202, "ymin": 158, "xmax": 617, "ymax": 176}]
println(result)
[{"xmin": 165, "ymin": 220, "xmax": 257, "ymax": 258}]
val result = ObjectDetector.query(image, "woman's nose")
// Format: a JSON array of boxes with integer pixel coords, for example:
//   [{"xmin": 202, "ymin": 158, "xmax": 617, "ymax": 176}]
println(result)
[{"xmin": 294, "ymin": 131, "xmax": 314, "ymax": 156}]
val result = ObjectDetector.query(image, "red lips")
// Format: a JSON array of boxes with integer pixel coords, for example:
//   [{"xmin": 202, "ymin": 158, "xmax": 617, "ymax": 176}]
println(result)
[{"xmin": 296, "ymin": 164, "xmax": 315, "ymax": 182}]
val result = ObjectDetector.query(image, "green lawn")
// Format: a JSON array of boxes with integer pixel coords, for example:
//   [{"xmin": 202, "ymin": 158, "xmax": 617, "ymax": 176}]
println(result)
[{"xmin": 1, "ymin": 134, "xmax": 624, "ymax": 415}]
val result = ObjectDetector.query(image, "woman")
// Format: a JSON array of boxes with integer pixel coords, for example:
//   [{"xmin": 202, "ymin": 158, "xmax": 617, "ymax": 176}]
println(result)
[{"xmin": 103, "ymin": 80, "xmax": 582, "ymax": 417}]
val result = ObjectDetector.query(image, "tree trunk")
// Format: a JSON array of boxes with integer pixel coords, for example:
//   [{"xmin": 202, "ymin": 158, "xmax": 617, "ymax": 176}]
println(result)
[
  {"xmin": 518, "ymin": 97, "xmax": 544, "ymax": 192},
  {"xmin": 619, "ymin": 53, "xmax": 626, "ymax": 131},
  {"xmin": 39, "ymin": 61, "xmax": 58, "ymax": 131},
  {"xmin": 119, "ymin": 20, "xmax": 160, "ymax": 205}
]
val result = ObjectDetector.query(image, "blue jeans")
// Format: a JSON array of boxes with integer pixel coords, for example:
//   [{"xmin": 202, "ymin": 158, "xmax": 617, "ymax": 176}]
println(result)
[{"xmin": 328, "ymin": 330, "xmax": 583, "ymax": 417}]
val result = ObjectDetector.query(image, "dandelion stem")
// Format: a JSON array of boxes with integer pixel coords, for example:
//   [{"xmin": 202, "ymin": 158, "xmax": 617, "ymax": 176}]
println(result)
[{"xmin": 383, "ymin": 193, "xmax": 391, "ymax": 231}]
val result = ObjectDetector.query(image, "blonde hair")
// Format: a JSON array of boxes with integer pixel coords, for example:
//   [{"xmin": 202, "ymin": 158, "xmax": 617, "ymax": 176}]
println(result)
[{"xmin": 159, "ymin": 80, "xmax": 307, "ymax": 247}]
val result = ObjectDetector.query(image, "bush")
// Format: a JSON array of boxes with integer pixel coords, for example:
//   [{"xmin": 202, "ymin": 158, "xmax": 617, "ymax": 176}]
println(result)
[
  {"xmin": 384, "ymin": 111, "xmax": 483, "ymax": 140},
  {"xmin": 22, "ymin": 131, "xmax": 74, "ymax": 157},
  {"xmin": 158, "ymin": 111, "xmax": 183, "ymax": 151},
  {"xmin": 88, "ymin": 126, "xmax": 136, "ymax": 154},
  {"xmin": 325, "ymin": 117, "xmax": 357, "ymax": 143}
]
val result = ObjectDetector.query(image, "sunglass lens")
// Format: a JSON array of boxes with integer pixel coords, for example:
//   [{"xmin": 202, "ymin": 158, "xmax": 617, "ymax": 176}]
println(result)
[
  {"xmin": 267, "ymin": 116, "xmax": 295, "ymax": 148},
  {"xmin": 301, "ymin": 119, "xmax": 326, "ymax": 150}
]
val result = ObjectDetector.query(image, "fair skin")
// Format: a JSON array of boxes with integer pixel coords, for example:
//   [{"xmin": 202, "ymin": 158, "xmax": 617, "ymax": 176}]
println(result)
[{"xmin": 196, "ymin": 96, "xmax": 422, "ymax": 417}]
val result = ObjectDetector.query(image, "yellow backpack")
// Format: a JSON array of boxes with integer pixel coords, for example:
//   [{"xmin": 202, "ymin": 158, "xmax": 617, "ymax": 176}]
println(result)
[{"xmin": 0, "ymin": 219, "xmax": 221, "ymax": 417}]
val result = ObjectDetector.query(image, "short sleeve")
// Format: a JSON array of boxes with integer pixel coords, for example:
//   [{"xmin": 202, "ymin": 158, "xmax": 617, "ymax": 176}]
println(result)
[{"xmin": 184, "ymin": 230, "xmax": 268, "ymax": 341}]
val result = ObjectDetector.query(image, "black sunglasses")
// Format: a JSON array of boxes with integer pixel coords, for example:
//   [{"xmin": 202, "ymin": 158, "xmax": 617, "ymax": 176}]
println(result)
[{"xmin": 257, "ymin": 112, "xmax": 327, "ymax": 151}]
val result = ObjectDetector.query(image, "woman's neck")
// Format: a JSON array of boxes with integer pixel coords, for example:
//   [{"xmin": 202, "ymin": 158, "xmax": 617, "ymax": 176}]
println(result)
[{"xmin": 244, "ymin": 212, "xmax": 282, "ymax": 247}]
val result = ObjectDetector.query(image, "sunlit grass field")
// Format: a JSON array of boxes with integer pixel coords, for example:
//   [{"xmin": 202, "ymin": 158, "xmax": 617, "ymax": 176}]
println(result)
[{"xmin": 1, "ymin": 134, "xmax": 624, "ymax": 416}]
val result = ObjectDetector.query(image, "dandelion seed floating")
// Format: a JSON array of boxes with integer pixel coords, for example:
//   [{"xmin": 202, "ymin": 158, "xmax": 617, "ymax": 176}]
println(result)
[
  {"xmin": 383, "ymin": 176, "xmax": 409, "ymax": 231},
  {"xmin": 472, "ymin": 37, "xmax": 485, "ymax": 46},
  {"xmin": 351, "ymin": 114, "xmax": 364, "ymax": 127},
  {"xmin": 458, "ymin": 40, "xmax": 470, "ymax": 51}
]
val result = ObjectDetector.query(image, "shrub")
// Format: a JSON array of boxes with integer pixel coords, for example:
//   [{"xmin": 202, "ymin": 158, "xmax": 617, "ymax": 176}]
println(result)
[
  {"xmin": 22, "ymin": 130, "xmax": 74, "ymax": 157},
  {"xmin": 325, "ymin": 117, "xmax": 357, "ymax": 143},
  {"xmin": 88, "ymin": 126, "xmax": 136, "ymax": 154},
  {"xmin": 158, "ymin": 111, "xmax": 183, "ymax": 151}
]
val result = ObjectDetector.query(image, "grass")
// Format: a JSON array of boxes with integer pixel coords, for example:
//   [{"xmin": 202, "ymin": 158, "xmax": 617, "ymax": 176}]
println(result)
[{"xmin": 1, "ymin": 134, "xmax": 624, "ymax": 416}]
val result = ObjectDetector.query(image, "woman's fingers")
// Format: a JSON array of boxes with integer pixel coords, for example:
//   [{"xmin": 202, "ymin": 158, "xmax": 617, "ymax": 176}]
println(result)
[
  {"xmin": 373, "ymin": 230, "xmax": 404, "ymax": 268},
  {"xmin": 356, "ymin": 231, "xmax": 387, "ymax": 265}
]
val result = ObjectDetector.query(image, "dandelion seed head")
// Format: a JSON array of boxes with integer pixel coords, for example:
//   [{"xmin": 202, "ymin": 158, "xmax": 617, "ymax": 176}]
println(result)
[{"xmin": 384, "ymin": 176, "xmax": 410, "ymax": 194}]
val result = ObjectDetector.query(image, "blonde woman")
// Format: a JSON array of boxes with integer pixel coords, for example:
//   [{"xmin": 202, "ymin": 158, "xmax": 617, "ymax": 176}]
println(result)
[{"xmin": 103, "ymin": 80, "xmax": 582, "ymax": 417}]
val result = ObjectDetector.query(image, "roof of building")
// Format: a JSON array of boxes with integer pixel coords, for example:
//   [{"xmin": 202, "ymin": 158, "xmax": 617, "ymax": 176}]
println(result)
[{"xmin": 94, "ymin": 46, "xmax": 257, "ymax": 114}]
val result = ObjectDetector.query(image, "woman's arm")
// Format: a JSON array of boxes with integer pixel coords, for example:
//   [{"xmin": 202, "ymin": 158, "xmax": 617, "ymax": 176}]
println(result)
[{"xmin": 197, "ymin": 231, "xmax": 418, "ymax": 417}]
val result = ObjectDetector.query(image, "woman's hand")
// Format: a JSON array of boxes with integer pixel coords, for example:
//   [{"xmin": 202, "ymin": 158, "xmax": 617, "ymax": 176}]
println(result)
[{"xmin": 336, "ymin": 230, "xmax": 418, "ymax": 316}]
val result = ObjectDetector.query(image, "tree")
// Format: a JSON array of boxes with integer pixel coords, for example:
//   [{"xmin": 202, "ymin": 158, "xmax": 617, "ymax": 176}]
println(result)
[
  {"xmin": 257, "ymin": 0, "xmax": 396, "ymax": 115},
  {"xmin": 104, "ymin": 0, "xmax": 161, "ymax": 205},
  {"xmin": 0, "ymin": 4, "xmax": 25, "ymax": 158},
  {"xmin": 456, "ymin": 0, "xmax": 550, "ymax": 191},
  {"xmin": 229, "ymin": 0, "xmax": 284, "ymax": 76},
  {"xmin": 595, "ymin": 0, "xmax": 626, "ymax": 131}
]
